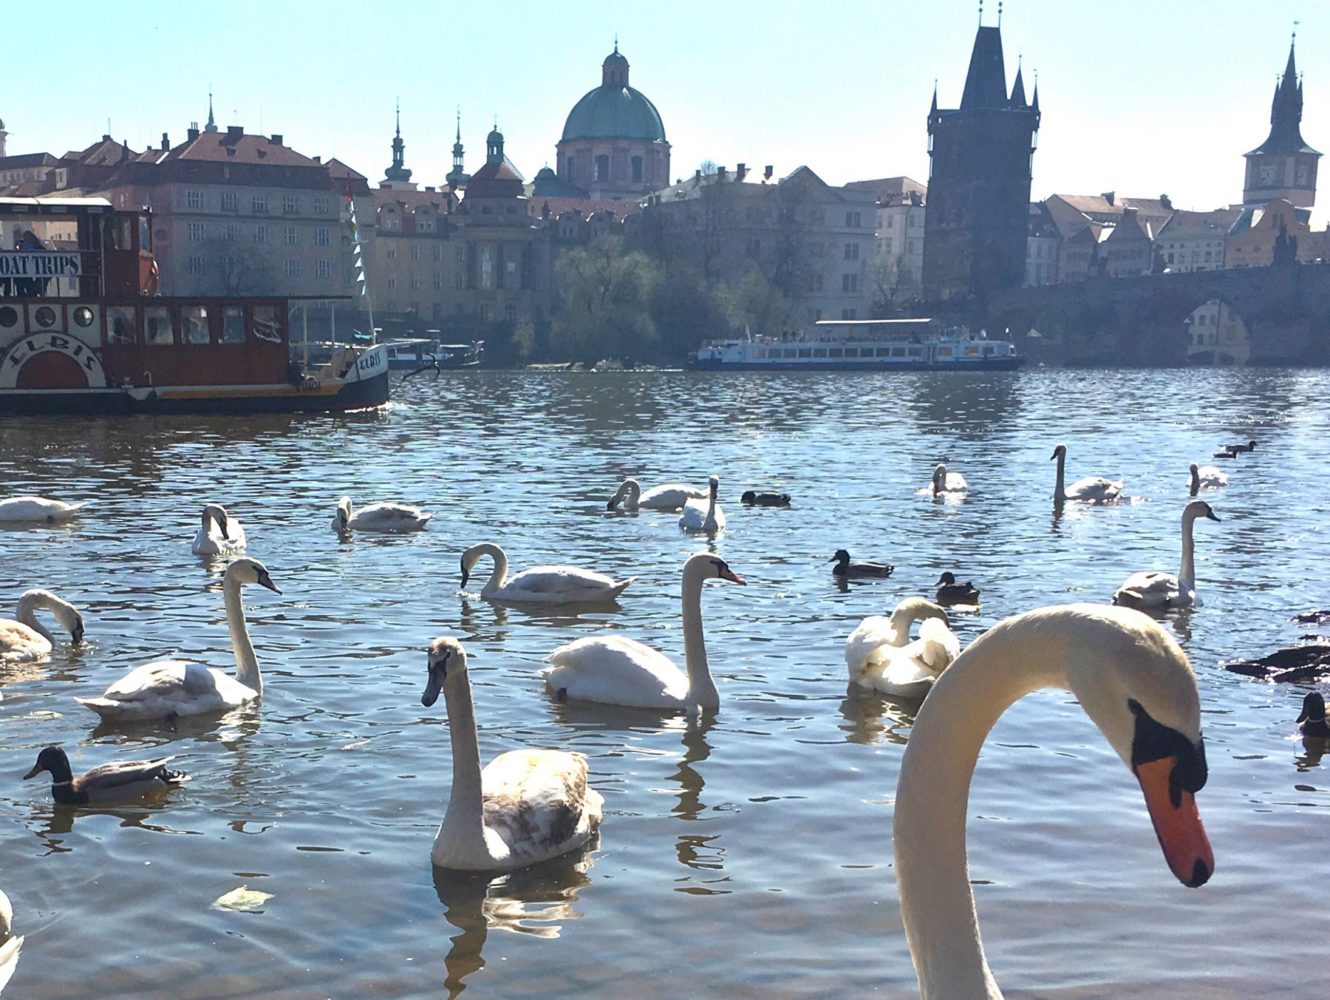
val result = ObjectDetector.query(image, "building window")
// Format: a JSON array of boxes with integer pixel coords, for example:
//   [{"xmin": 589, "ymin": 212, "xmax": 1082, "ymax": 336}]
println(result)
[
  {"xmin": 254, "ymin": 224, "xmax": 268, "ymax": 244},
  {"xmin": 188, "ymin": 222, "xmax": 206, "ymax": 242},
  {"xmin": 314, "ymin": 227, "xmax": 330, "ymax": 246},
  {"xmin": 410, "ymin": 276, "xmax": 420, "ymax": 289},
  {"xmin": 383, "ymin": 215, "xmax": 401, "ymax": 231},
  {"xmin": 252, "ymin": 194, "xmax": 269, "ymax": 214},
  {"xmin": 410, "ymin": 245, "xmax": 419, "ymax": 261},
  {"xmin": 886, "ymin": 215, "xmax": 895, "ymax": 228},
  {"xmin": 433, "ymin": 273, "xmax": 442, "ymax": 289},
  {"xmin": 387, "ymin": 276, "xmax": 398, "ymax": 289},
  {"xmin": 843, "ymin": 242, "xmax": 859, "ymax": 261},
  {"xmin": 418, "ymin": 218, "xmax": 434, "ymax": 233},
  {"xmin": 186, "ymin": 190, "xmax": 203, "ymax": 210},
  {"xmin": 224, "ymin": 223, "xmax": 240, "ymax": 242},
  {"xmin": 841, "ymin": 308, "xmax": 857, "ymax": 320},
  {"xmin": 315, "ymin": 260, "xmax": 331, "ymax": 279},
  {"xmin": 187, "ymin": 255, "xmax": 205, "ymax": 275},
  {"xmin": 285, "ymin": 225, "xmax": 298, "ymax": 245},
  {"xmin": 221, "ymin": 191, "xmax": 238, "ymax": 212},
  {"xmin": 842, "ymin": 273, "xmax": 859, "ymax": 293},
  {"xmin": 386, "ymin": 244, "xmax": 397, "ymax": 260},
  {"xmin": 283, "ymin": 194, "xmax": 298, "ymax": 215},
  {"xmin": 313, "ymin": 196, "xmax": 330, "ymax": 215},
  {"xmin": 595, "ymin": 154, "xmax": 609, "ymax": 182},
  {"xmin": 285, "ymin": 259, "xmax": 300, "ymax": 278},
  {"xmin": 883, "ymin": 237, "xmax": 894, "ymax": 253},
  {"xmin": 845, "ymin": 211, "xmax": 861, "ymax": 228},
  {"xmin": 431, "ymin": 245, "xmax": 441, "ymax": 261},
  {"xmin": 631, "ymin": 156, "xmax": 643, "ymax": 183},
  {"xmin": 564, "ymin": 156, "xmax": 575, "ymax": 178}
]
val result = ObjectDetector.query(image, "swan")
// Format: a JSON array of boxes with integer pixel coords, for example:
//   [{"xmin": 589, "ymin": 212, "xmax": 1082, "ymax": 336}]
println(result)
[
  {"xmin": 741, "ymin": 490, "xmax": 791, "ymax": 507},
  {"xmin": 845, "ymin": 598, "xmax": 958, "ymax": 699},
  {"xmin": 332, "ymin": 496, "xmax": 431, "ymax": 533},
  {"xmin": 1297, "ymin": 692, "xmax": 1329, "ymax": 738},
  {"xmin": 1, "ymin": 589, "xmax": 84, "ymax": 663},
  {"xmin": 460, "ymin": 541, "xmax": 635, "ymax": 604},
  {"xmin": 930, "ymin": 463, "xmax": 968, "ymax": 496},
  {"xmin": 542, "ymin": 553, "xmax": 745, "ymax": 712},
  {"xmin": 76, "ymin": 557, "xmax": 280, "ymax": 721},
  {"xmin": 0, "ymin": 888, "xmax": 21, "ymax": 996},
  {"xmin": 191, "ymin": 503, "xmax": 247, "ymax": 556},
  {"xmin": 1188, "ymin": 463, "xmax": 1228, "ymax": 495},
  {"xmin": 607, "ymin": 478, "xmax": 706, "ymax": 512},
  {"xmin": 23, "ymin": 745, "xmax": 187, "ymax": 805},
  {"xmin": 679, "ymin": 475, "xmax": 725, "ymax": 533},
  {"xmin": 0, "ymin": 495, "xmax": 86, "ymax": 523},
  {"xmin": 935, "ymin": 572, "xmax": 980, "ymax": 606},
  {"xmin": 895, "ymin": 603, "xmax": 1213, "ymax": 999},
  {"xmin": 1050, "ymin": 444, "xmax": 1123, "ymax": 503},
  {"xmin": 422, "ymin": 636, "xmax": 603, "ymax": 871},
  {"xmin": 1113, "ymin": 499, "xmax": 1220, "ymax": 611},
  {"xmin": 830, "ymin": 549, "xmax": 893, "ymax": 578}
]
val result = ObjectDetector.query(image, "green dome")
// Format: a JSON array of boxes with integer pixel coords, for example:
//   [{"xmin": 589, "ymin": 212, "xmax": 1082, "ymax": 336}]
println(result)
[{"xmin": 561, "ymin": 85, "xmax": 667, "ymax": 143}]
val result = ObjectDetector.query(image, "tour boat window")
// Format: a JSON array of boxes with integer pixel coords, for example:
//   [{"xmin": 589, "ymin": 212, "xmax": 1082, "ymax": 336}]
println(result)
[
  {"xmin": 182, "ymin": 305, "xmax": 210, "ymax": 345},
  {"xmin": 145, "ymin": 306, "xmax": 174, "ymax": 345},
  {"xmin": 222, "ymin": 307, "xmax": 245, "ymax": 344},
  {"xmin": 908, "ymin": 348, "xmax": 922, "ymax": 357},
  {"xmin": 32, "ymin": 306, "xmax": 58, "ymax": 329},
  {"xmin": 813, "ymin": 348, "xmax": 828, "ymax": 358},
  {"xmin": 107, "ymin": 306, "xmax": 136, "ymax": 345},
  {"xmin": 798, "ymin": 348, "xmax": 812, "ymax": 358},
  {"xmin": 139, "ymin": 214, "xmax": 152, "ymax": 252},
  {"xmin": 252, "ymin": 306, "xmax": 282, "ymax": 344},
  {"xmin": 938, "ymin": 347, "xmax": 953, "ymax": 357},
  {"xmin": 72, "ymin": 306, "xmax": 96, "ymax": 328},
  {"xmin": 829, "ymin": 348, "xmax": 844, "ymax": 358},
  {"xmin": 844, "ymin": 348, "xmax": 858, "ymax": 357},
  {"xmin": 0, "ymin": 306, "xmax": 17, "ymax": 329},
  {"xmin": 783, "ymin": 349, "xmax": 797, "ymax": 358},
  {"xmin": 890, "ymin": 347, "xmax": 905, "ymax": 357}
]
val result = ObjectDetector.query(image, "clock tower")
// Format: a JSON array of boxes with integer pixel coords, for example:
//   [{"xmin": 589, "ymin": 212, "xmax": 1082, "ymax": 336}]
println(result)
[{"xmin": 1242, "ymin": 36, "xmax": 1319, "ymax": 208}]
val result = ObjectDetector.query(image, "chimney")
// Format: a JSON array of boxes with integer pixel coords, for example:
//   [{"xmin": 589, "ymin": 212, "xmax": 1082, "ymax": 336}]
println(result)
[
  {"xmin": 187, "ymin": 125, "xmax": 200, "ymax": 141},
  {"xmin": 694, "ymin": 168, "xmax": 701, "ymax": 182},
  {"xmin": 227, "ymin": 125, "xmax": 243, "ymax": 137},
  {"xmin": 270, "ymin": 134, "xmax": 283, "ymax": 145},
  {"xmin": 717, "ymin": 165, "xmax": 727, "ymax": 180},
  {"xmin": 764, "ymin": 164, "xmax": 774, "ymax": 181},
  {"xmin": 313, "ymin": 155, "xmax": 321, "ymax": 163},
  {"xmin": 161, "ymin": 132, "xmax": 170, "ymax": 151},
  {"xmin": 1102, "ymin": 191, "xmax": 1116, "ymax": 206}
]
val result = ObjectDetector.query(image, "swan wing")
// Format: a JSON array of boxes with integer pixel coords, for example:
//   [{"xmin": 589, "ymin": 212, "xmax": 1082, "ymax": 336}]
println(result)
[
  {"xmin": 678, "ymin": 499, "xmax": 708, "ymax": 530},
  {"xmin": 945, "ymin": 472, "xmax": 968, "ymax": 491},
  {"xmin": 0, "ymin": 934, "xmax": 22, "ymax": 994},
  {"xmin": 77, "ymin": 659, "xmax": 256, "ymax": 718},
  {"xmin": 639, "ymin": 484, "xmax": 706, "ymax": 510},
  {"xmin": 543, "ymin": 635, "xmax": 688, "ymax": 708},
  {"xmin": 0, "ymin": 496, "xmax": 84, "ymax": 522},
  {"xmin": 1196, "ymin": 466, "xmax": 1229, "ymax": 487},
  {"xmin": 481, "ymin": 749, "xmax": 603, "ymax": 866},
  {"xmin": 350, "ymin": 502, "xmax": 431, "ymax": 531},
  {"xmin": 1065, "ymin": 476, "xmax": 1123, "ymax": 501},
  {"xmin": 498, "ymin": 566, "xmax": 635, "ymax": 602},
  {"xmin": 0, "ymin": 619, "xmax": 52, "ymax": 663},
  {"xmin": 192, "ymin": 521, "xmax": 246, "ymax": 556},
  {"xmin": 845, "ymin": 615, "xmax": 905, "ymax": 676},
  {"xmin": 1113, "ymin": 571, "xmax": 1185, "ymax": 609}
]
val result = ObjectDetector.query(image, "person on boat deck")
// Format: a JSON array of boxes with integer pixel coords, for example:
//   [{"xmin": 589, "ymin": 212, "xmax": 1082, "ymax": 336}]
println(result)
[{"xmin": 15, "ymin": 229, "xmax": 50, "ymax": 297}]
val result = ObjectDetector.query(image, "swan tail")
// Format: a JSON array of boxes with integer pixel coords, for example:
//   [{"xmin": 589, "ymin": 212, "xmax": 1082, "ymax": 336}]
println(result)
[
  {"xmin": 609, "ymin": 577, "xmax": 637, "ymax": 598},
  {"xmin": 74, "ymin": 696, "xmax": 128, "ymax": 719}
]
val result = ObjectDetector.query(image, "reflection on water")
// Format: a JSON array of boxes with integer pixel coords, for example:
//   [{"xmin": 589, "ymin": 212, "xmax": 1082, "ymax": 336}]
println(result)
[{"xmin": 838, "ymin": 685, "xmax": 917, "ymax": 747}]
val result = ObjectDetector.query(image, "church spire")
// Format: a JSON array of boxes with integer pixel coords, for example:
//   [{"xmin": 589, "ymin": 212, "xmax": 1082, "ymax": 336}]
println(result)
[
  {"xmin": 446, "ymin": 107, "xmax": 470, "ymax": 189},
  {"xmin": 204, "ymin": 91, "xmax": 218, "ymax": 133},
  {"xmin": 383, "ymin": 101, "xmax": 413, "ymax": 185},
  {"xmin": 1010, "ymin": 55, "xmax": 1027, "ymax": 107},
  {"xmin": 1249, "ymin": 32, "xmax": 1317, "ymax": 156}
]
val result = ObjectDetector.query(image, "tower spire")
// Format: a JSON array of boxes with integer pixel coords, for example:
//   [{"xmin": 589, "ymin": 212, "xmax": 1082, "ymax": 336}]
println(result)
[
  {"xmin": 383, "ymin": 101, "xmax": 413, "ymax": 186},
  {"xmin": 447, "ymin": 106, "xmax": 470, "ymax": 189},
  {"xmin": 205, "ymin": 90, "xmax": 218, "ymax": 133}
]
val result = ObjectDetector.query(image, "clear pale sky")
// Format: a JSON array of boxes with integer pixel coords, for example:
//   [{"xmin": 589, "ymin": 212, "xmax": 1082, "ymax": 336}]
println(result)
[{"xmin": 7, "ymin": 0, "xmax": 1326, "ymax": 212}]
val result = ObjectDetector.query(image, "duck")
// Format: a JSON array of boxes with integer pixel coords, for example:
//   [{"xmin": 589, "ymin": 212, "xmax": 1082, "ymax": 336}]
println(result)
[
  {"xmin": 1224, "ymin": 439, "xmax": 1257, "ymax": 453},
  {"xmin": 1188, "ymin": 463, "xmax": 1229, "ymax": 495},
  {"xmin": 23, "ymin": 745, "xmax": 187, "ymax": 805},
  {"xmin": 895, "ymin": 604, "xmax": 1213, "ymax": 998},
  {"xmin": 607, "ymin": 478, "xmax": 706, "ymax": 512},
  {"xmin": 1113, "ymin": 499, "xmax": 1220, "ymax": 611},
  {"xmin": 1, "ymin": 589, "xmax": 84, "ymax": 663},
  {"xmin": 76, "ymin": 557, "xmax": 280, "ymax": 721},
  {"xmin": 422, "ymin": 636, "xmax": 603, "ymax": 871},
  {"xmin": 542, "ymin": 553, "xmax": 745, "ymax": 712},
  {"xmin": 1050, "ymin": 443, "xmax": 1123, "ymax": 503},
  {"xmin": 679, "ymin": 475, "xmax": 726, "ymax": 533},
  {"xmin": 0, "ymin": 888, "xmax": 21, "ymax": 995},
  {"xmin": 1297, "ymin": 692, "xmax": 1329, "ymax": 738},
  {"xmin": 332, "ymin": 496, "xmax": 431, "ymax": 533},
  {"xmin": 191, "ymin": 503, "xmax": 247, "ymax": 556},
  {"xmin": 929, "ymin": 463, "xmax": 968, "ymax": 497},
  {"xmin": 845, "ymin": 598, "xmax": 958, "ymax": 699},
  {"xmin": 935, "ymin": 572, "xmax": 980, "ymax": 606},
  {"xmin": 740, "ymin": 490, "xmax": 791, "ymax": 507},
  {"xmin": 0, "ymin": 496, "xmax": 87, "ymax": 523},
  {"xmin": 830, "ymin": 549, "xmax": 893, "ymax": 578},
  {"xmin": 1212, "ymin": 447, "xmax": 1240, "ymax": 460},
  {"xmin": 459, "ymin": 541, "xmax": 635, "ymax": 604}
]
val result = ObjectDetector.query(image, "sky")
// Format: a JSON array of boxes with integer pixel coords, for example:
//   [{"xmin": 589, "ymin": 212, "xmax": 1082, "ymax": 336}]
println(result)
[{"xmin": 7, "ymin": 0, "xmax": 1329, "ymax": 213}]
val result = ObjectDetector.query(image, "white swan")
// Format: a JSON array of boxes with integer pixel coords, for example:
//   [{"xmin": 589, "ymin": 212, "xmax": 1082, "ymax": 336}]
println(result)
[
  {"xmin": 191, "ymin": 503, "xmax": 247, "ymax": 556},
  {"xmin": 0, "ymin": 495, "xmax": 86, "ymax": 523},
  {"xmin": 607, "ymin": 478, "xmax": 706, "ymax": 512},
  {"xmin": 0, "ymin": 888, "xmax": 22, "ymax": 996},
  {"xmin": 1188, "ymin": 462, "xmax": 1229, "ymax": 495},
  {"xmin": 895, "ymin": 603, "xmax": 1214, "ymax": 999},
  {"xmin": 679, "ymin": 475, "xmax": 725, "ymax": 533},
  {"xmin": 1050, "ymin": 443, "xmax": 1123, "ymax": 503},
  {"xmin": 332, "ymin": 496, "xmax": 431, "ymax": 533},
  {"xmin": 542, "ymin": 553, "xmax": 745, "ymax": 712},
  {"xmin": 76, "ymin": 557, "xmax": 280, "ymax": 720},
  {"xmin": 460, "ymin": 541, "xmax": 635, "ymax": 604},
  {"xmin": 422, "ymin": 636, "xmax": 603, "ymax": 871},
  {"xmin": 929, "ymin": 463, "xmax": 968, "ymax": 496},
  {"xmin": 1113, "ymin": 499, "xmax": 1220, "ymax": 611},
  {"xmin": 1, "ymin": 589, "xmax": 84, "ymax": 663},
  {"xmin": 845, "ymin": 598, "xmax": 958, "ymax": 699}
]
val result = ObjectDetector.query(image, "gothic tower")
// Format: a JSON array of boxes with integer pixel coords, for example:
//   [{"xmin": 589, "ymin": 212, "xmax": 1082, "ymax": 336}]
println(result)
[
  {"xmin": 446, "ymin": 110, "xmax": 469, "ymax": 190},
  {"xmin": 1242, "ymin": 36, "xmax": 1319, "ymax": 208},
  {"xmin": 382, "ymin": 103, "xmax": 416, "ymax": 190},
  {"xmin": 922, "ymin": 17, "xmax": 1040, "ymax": 304}
]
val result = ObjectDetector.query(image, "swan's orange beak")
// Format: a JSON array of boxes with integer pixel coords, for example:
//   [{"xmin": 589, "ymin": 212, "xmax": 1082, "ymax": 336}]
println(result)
[{"xmin": 1135, "ymin": 755, "xmax": 1214, "ymax": 888}]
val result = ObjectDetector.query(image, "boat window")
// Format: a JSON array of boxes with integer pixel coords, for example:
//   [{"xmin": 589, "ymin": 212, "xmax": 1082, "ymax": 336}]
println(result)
[
  {"xmin": 890, "ymin": 347, "xmax": 905, "ymax": 357},
  {"xmin": 782, "ymin": 348, "xmax": 796, "ymax": 358},
  {"xmin": 182, "ymin": 305, "xmax": 210, "ymax": 345},
  {"xmin": 908, "ymin": 348, "xmax": 923, "ymax": 357},
  {"xmin": 0, "ymin": 306, "xmax": 17, "ymax": 330},
  {"xmin": 138, "ymin": 214, "xmax": 152, "ymax": 252},
  {"xmin": 798, "ymin": 348, "xmax": 812, "ymax": 358},
  {"xmin": 828, "ymin": 348, "xmax": 843, "ymax": 358},
  {"xmin": 938, "ymin": 347, "xmax": 953, "ymax": 357},
  {"xmin": 813, "ymin": 348, "xmax": 828, "ymax": 358},
  {"xmin": 843, "ymin": 348, "xmax": 858, "ymax": 358},
  {"xmin": 72, "ymin": 306, "xmax": 96, "ymax": 328},
  {"xmin": 222, "ymin": 307, "xmax": 245, "ymax": 343},
  {"xmin": 106, "ymin": 306, "xmax": 136, "ymax": 345},
  {"xmin": 252, "ymin": 305, "xmax": 282, "ymax": 344},
  {"xmin": 145, "ymin": 306, "xmax": 174, "ymax": 345}
]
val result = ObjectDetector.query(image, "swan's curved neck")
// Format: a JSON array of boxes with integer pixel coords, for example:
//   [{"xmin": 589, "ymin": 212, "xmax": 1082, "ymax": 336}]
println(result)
[
  {"xmin": 1188, "ymin": 469, "xmax": 1200, "ymax": 496},
  {"xmin": 1178, "ymin": 513, "xmax": 1198, "ymax": 590},
  {"xmin": 619, "ymin": 480, "xmax": 641, "ymax": 511},
  {"xmin": 16, "ymin": 593, "xmax": 55, "ymax": 643},
  {"xmin": 441, "ymin": 670, "xmax": 488, "ymax": 854},
  {"xmin": 1053, "ymin": 450, "xmax": 1066, "ymax": 502},
  {"xmin": 681, "ymin": 569, "xmax": 717, "ymax": 709},
  {"xmin": 223, "ymin": 578, "xmax": 261, "ymax": 693},
  {"xmin": 473, "ymin": 543, "xmax": 508, "ymax": 596},
  {"xmin": 895, "ymin": 624, "xmax": 1069, "ymax": 999},
  {"xmin": 704, "ymin": 488, "xmax": 718, "ymax": 530}
]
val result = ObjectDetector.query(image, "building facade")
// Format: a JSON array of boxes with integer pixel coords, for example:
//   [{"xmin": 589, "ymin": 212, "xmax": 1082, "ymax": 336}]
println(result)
[{"xmin": 922, "ymin": 20, "xmax": 1040, "ymax": 303}]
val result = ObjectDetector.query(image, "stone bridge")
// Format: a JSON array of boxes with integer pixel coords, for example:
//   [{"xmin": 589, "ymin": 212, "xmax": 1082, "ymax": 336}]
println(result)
[{"xmin": 983, "ymin": 261, "xmax": 1330, "ymax": 365}]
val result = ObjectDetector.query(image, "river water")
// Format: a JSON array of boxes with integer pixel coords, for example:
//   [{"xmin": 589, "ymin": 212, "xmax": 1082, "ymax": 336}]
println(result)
[{"xmin": 1, "ymin": 367, "xmax": 1327, "ymax": 998}]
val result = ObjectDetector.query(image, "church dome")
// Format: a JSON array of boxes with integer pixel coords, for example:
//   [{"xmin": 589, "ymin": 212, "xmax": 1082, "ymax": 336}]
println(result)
[{"xmin": 561, "ymin": 47, "xmax": 667, "ymax": 143}]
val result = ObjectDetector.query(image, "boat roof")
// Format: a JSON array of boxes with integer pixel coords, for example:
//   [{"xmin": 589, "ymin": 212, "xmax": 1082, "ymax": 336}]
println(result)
[
  {"xmin": 813, "ymin": 317, "xmax": 935, "ymax": 326},
  {"xmin": 0, "ymin": 195, "xmax": 115, "ymax": 216}
]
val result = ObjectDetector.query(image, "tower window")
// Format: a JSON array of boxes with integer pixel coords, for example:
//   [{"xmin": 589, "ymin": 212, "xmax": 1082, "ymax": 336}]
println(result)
[
  {"xmin": 631, "ymin": 156, "xmax": 643, "ymax": 183},
  {"xmin": 595, "ymin": 155, "xmax": 609, "ymax": 182}
]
